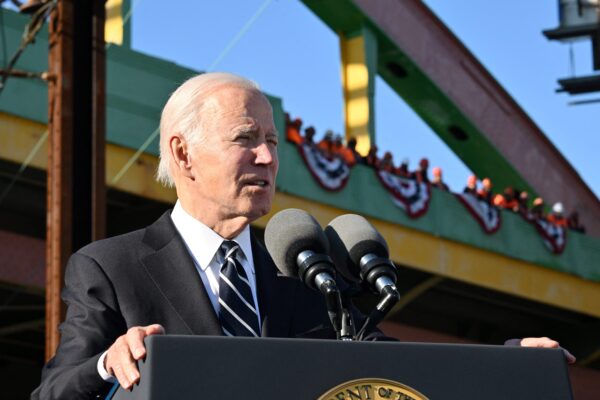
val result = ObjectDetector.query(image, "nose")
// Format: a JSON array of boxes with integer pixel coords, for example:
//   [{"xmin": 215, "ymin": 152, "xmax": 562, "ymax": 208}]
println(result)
[{"xmin": 254, "ymin": 142, "xmax": 276, "ymax": 165}]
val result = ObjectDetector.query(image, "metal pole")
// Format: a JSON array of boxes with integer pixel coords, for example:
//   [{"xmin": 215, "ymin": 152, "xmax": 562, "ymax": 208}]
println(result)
[
  {"xmin": 92, "ymin": 0, "xmax": 107, "ymax": 241},
  {"xmin": 45, "ymin": 0, "xmax": 106, "ymax": 361},
  {"xmin": 46, "ymin": 0, "xmax": 74, "ymax": 361}
]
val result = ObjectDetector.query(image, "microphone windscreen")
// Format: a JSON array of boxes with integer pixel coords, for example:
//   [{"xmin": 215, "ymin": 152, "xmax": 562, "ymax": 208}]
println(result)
[
  {"xmin": 325, "ymin": 214, "xmax": 389, "ymax": 282},
  {"xmin": 264, "ymin": 208, "xmax": 329, "ymax": 278}
]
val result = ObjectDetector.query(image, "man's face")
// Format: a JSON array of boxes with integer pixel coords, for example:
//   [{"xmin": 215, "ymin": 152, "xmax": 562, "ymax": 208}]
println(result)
[{"xmin": 185, "ymin": 86, "xmax": 279, "ymax": 226}]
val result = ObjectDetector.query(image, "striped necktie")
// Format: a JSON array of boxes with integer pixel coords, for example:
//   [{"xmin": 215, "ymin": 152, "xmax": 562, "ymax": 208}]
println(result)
[{"xmin": 218, "ymin": 240, "xmax": 261, "ymax": 337}]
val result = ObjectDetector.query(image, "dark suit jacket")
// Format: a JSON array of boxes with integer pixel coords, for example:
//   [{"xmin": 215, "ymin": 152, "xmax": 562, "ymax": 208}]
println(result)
[{"xmin": 32, "ymin": 211, "xmax": 366, "ymax": 399}]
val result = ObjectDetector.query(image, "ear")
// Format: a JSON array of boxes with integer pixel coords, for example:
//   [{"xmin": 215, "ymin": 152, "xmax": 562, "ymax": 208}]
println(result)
[{"xmin": 169, "ymin": 135, "xmax": 194, "ymax": 180}]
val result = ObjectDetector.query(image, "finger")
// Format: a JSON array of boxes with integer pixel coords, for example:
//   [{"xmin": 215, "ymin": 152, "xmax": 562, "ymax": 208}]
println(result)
[
  {"xmin": 144, "ymin": 324, "xmax": 165, "ymax": 336},
  {"xmin": 112, "ymin": 362, "xmax": 132, "ymax": 391},
  {"xmin": 116, "ymin": 336, "xmax": 140, "ymax": 387},
  {"xmin": 538, "ymin": 339, "xmax": 559, "ymax": 348},
  {"xmin": 563, "ymin": 349, "xmax": 577, "ymax": 364},
  {"xmin": 126, "ymin": 327, "xmax": 149, "ymax": 361},
  {"xmin": 520, "ymin": 337, "xmax": 559, "ymax": 348},
  {"xmin": 107, "ymin": 341, "xmax": 134, "ymax": 390}
]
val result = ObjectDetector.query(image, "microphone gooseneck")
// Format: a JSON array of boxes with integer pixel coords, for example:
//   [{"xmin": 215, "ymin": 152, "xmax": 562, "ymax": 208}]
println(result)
[{"xmin": 325, "ymin": 214, "xmax": 401, "ymax": 340}]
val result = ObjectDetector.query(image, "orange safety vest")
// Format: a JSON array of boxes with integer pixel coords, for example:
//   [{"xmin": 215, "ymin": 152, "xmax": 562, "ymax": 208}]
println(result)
[
  {"xmin": 548, "ymin": 214, "xmax": 568, "ymax": 227},
  {"xmin": 286, "ymin": 126, "xmax": 303, "ymax": 145}
]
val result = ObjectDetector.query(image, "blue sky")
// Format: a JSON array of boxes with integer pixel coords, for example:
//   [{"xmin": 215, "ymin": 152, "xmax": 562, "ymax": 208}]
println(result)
[{"xmin": 131, "ymin": 0, "xmax": 599, "ymax": 199}]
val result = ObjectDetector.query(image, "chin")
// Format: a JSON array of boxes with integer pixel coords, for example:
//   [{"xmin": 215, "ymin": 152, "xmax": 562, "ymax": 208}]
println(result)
[{"xmin": 244, "ymin": 203, "xmax": 271, "ymax": 221}]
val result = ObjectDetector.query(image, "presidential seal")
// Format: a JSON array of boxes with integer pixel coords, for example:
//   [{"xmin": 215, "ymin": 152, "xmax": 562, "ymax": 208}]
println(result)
[{"xmin": 318, "ymin": 378, "xmax": 429, "ymax": 400}]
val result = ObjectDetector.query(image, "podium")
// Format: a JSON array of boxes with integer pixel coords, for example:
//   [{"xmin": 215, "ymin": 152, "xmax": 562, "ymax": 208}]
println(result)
[{"xmin": 109, "ymin": 335, "xmax": 573, "ymax": 400}]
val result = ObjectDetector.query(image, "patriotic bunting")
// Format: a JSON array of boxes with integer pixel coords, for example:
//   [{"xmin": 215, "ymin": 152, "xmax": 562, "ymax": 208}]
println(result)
[
  {"xmin": 292, "ymin": 141, "xmax": 566, "ymax": 254},
  {"xmin": 455, "ymin": 193, "xmax": 502, "ymax": 234},
  {"xmin": 297, "ymin": 143, "xmax": 351, "ymax": 191},
  {"xmin": 521, "ymin": 213, "xmax": 567, "ymax": 254},
  {"xmin": 376, "ymin": 170, "xmax": 431, "ymax": 218}
]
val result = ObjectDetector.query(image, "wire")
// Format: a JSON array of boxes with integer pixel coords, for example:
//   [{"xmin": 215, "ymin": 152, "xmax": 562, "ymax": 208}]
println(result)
[
  {"xmin": 110, "ymin": 127, "xmax": 159, "ymax": 185},
  {"xmin": 110, "ymin": 0, "xmax": 276, "ymax": 184},
  {"xmin": 0, "ymin": 0, "xmax": 56, "ymax": 96},
  {"xmin": 208, "ymin": 0, "xmax": 274, "ymax": 71},
  {"xmin": 2, "ymin": 0, "xmax": 275, "ymax": 204},
  {"xmin": 0, "ymin": 0, "xmax": 142, "ymax": 205}
]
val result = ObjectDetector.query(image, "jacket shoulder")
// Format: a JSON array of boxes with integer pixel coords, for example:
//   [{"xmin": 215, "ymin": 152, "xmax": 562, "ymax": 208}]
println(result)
[{"xmin": 74, "ymin": 210, "xmax": 175, "ymax": 266}]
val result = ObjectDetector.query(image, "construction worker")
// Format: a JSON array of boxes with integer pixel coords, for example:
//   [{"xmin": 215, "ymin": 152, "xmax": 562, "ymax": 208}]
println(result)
[
  {"xmin": 379, "ymin": 151, "xmax": 395, "ymax": 173},
  {"xmin": 517, "ymin": 190, "xmax": 529, "ymax": 214},
  {"xmin": 285, "ymin": 114, "xmax": 303, "ymax": 145},
  {"xmin": 364, "ymin": 145, "xmax": 380, "ymax": 169},
  {"xmin": 494, "ymin": 186, "xmax": 519, "ymax": 212},
  {"xmin": 333, "ymin": 136, "xmax": 357, "ymax": 167},
  {"xmin": 304, "ymin": 126, "xmax": 316, "ymax": 146},
  {"xmin": 431, "ymin": 166, "xmax": 449, "ymax": 191},
  {"xmin": 548, "ymin": 202, "xmax": 568, "ymax": 227},
  {"xmin": 531, "ymin": 197, "xmax": 545, "ymax": 220},
  {"xmin": 463, "ymin": 175, "xmax": 478, "ymax": 195},
  {"xmin": 397, "ymin": 158, "xmax": 410, "ymax": 178},
  {"xmin": 346, "ymin": 137, "xmax": 363, "ymax": 165},
  {"xmin": 317, "ymin": 130, "xmax": 334, "ymax": 156},
  {"xmin": 477, "ymin": 177, "xmax": 493, "ymax": 204},
  {"xmin": 413, "ymin": 158, "xmax": 430, "ymax": 183}
]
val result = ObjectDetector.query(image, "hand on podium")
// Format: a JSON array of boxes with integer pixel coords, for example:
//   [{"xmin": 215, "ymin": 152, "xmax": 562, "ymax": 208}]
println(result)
[
  {"xmin": 105, "ymin": 324, "xmax": 165, "ymax": 390},
  {"xmin": 520, "ymin": 337, "xmax": 576, "ymax": 364}
]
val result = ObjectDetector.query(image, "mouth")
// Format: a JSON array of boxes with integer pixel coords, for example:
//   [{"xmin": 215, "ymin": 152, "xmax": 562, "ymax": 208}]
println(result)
[{"xmin": 243, "ymin": 178, "xmax": 271, "ymax": 189}]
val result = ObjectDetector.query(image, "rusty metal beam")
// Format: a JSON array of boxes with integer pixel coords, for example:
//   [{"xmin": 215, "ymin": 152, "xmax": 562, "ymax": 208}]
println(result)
[{"xmin": 45, "ymin": 0, "xmax": 106, "ymax": 361}]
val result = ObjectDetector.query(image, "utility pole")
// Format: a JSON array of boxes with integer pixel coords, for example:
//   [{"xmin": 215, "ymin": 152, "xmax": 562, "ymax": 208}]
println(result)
[{"xmin": 45, "ymin": 0, "xmax": 106, "ymax": 360}]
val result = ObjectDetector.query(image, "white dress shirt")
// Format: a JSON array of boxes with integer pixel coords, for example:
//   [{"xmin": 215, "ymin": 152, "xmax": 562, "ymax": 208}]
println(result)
[
  {"xmin": 169, "ymin": 200, "xmax": 261, "ymax": 321},
  {"xmin": 98, "ymin": 201, "xmax": 261, "ymax": 381}
]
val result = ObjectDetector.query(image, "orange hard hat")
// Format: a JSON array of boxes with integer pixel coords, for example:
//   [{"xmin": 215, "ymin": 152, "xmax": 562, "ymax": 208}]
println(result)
[{"xmin": 533, "ymin": 197, "xmax": 544, "ymax": 206}]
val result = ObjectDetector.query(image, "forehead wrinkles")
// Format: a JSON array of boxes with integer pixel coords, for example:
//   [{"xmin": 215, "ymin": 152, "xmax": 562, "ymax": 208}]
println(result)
[{"xmin": 203, "ymin": 90, "xmax": 253, "ymax": 125}]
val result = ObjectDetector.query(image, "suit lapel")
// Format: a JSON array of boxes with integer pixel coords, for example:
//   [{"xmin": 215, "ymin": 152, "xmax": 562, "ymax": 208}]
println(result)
[
  {"xmin": 140, "ymin": 212, "xmax": 222, "ymax": 336},
  {"xmin": 251, "ymin": 234, "xmax": 297, "ymax": 338}
]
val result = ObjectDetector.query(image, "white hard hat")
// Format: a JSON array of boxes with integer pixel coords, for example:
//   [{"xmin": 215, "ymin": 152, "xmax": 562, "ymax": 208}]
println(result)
[{"xmin": 552, "ymin": 202, "xmax": 564, "ymax": 214}]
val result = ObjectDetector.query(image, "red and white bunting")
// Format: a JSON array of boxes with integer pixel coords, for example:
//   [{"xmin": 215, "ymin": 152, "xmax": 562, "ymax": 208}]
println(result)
[
  {"xmin": 455, "ymin": 193, "xmax": 502, "ymax": 234},
  {"xmin": 296, "ymin": 144, "xmax": 352, "ymax": 191},
  {"xmin": 376, "ymin": 170, "xmax": 431, "ymax": 218},
  {"xmin": 521, "ymin": 212, "xmax": 567, "ymax": 254}
]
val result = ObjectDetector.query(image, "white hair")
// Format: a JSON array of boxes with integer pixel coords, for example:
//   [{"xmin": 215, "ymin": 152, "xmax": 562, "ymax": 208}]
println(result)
[{"xmin": 156, "ymin": 72, "xmax": 260, "ymax": 187}]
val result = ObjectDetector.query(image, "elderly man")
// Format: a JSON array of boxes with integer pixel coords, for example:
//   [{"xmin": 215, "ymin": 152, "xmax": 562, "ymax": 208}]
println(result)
[{"xmin": 32, "ymin": 73, "xmax": 573, "ymax": 399}]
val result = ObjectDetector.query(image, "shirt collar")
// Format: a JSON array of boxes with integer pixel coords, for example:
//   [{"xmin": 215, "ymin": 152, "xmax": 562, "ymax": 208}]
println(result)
[{"xmin": 170, "ymin": 201, "xmax": 254, "ymax": 273}]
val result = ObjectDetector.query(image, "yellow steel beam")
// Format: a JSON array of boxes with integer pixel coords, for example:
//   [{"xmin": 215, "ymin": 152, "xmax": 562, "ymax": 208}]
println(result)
[
  {"xmin": 340, "ymin": 29, "xmax": 376, "ymax": 156},
  {"xmin": 0, "ymin": 112, "xmax": 176, "ymax": 203},
  {"xmin": 258, "ymin": 193, "xmax": 600, "ymax": 319},
  {"xmin": 3, "ymin": 112, "xmax": 600, "ymax": 318},
  {"xmin": 105, "ymin": 0, "xmax": 124, "ymax": 45}
]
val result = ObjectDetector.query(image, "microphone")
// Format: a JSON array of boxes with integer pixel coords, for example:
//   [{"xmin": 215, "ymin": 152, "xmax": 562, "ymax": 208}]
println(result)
[
  {"xmin": 324, "ymin": 214, "xmax": 399, "ymax": 295},
  {"xmin": 324, "ymin": 214, "xmax": 400, "ymax": 340},
  {"xmin": 264, "ymin": 208, "xmax": 335, "ymax": 291},
  {"xmin": 264, "ymin": 209, "xmax": 348, "ymax": 338}
]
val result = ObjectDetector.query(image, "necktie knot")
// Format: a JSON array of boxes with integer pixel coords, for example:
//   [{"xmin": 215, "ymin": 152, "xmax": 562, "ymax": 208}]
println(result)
[
  {"xmin": 219, "ymin": 241, "xmax": 243, "ymax": 274},
  {"xmin": 220, "ymin": 240, "xmax": 240, "ymax": 260}
]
